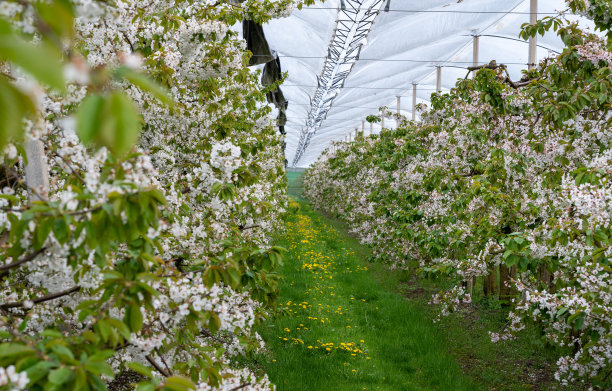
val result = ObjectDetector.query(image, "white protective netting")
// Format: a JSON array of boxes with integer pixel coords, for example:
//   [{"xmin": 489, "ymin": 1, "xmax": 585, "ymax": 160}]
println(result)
[{"xmin": 261, "ymin": 0, "xmax": 597, "ymax": 167}]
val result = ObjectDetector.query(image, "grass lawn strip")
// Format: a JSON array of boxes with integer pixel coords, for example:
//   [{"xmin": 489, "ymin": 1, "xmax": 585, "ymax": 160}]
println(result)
[{"xmin": 254, "ymin": 200, "xmax": 476, "ymax": 391}]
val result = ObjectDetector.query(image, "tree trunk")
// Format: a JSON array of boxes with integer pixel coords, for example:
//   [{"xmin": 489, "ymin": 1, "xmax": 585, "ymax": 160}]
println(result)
[
  {"xmin": 483, "ymin": 265, "xmax": 498, "ymax": 297},
  {"xmin": 538, "ymin": 264, "xmax": 553, "ymax": 292},
  {"xmin": 499, "ymin": 264, "xmax": 516, "ymax": 305}
]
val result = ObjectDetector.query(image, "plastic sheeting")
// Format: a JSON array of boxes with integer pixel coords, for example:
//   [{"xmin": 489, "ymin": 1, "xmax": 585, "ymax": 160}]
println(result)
[{"xmin": 262, "ymin": 0, "xmax": 597, "ymax": 167}]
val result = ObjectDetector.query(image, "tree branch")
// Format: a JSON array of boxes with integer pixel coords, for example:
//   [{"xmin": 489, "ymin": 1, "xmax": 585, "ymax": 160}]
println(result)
[
  {"xmin": 49, "ymin": 150, "xmax": 86, "ymax": 185},
  {"xmin": 154, "ymin": 347, "xmax": 173, "ymax": 376},
  {"xmin": 146, "ymin": 354, "xmax": 170, "ymax": 377},
  {"xmin": 229, "ymin": 384, "xmax": 251, "ymax": 391},
  {"xmin": 238, "ymin": 224, "xmax": 260, "ymax": 231},
  {"xmin": 467, "ymin": 61, "xmax": 503, "ymax": 72},
  {"xmin": 464, "ymin": 61, "xmax": 538, "ymax": 89},
  {"xmin": 0, "ymin": 247, "xmax": 46, "ymax": 272},
  {"xmin": 121, "ymin": 31, "xmax": 135, "ymax": 52},
  {"xmin": 0, "ymin": 286, "xmax": 80, "ymax": 310}
]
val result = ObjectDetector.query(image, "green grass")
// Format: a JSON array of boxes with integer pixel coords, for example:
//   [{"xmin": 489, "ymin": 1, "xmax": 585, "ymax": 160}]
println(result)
[
  {"xmin": 251, "ymin": 201, "xmax": 478, "ymax": 391},
  {"xmin": 400, "ymin": 277, "xmax": 573, "ymax": 391},
  {"xmin": 296, "ymin": 206, "xmax": 572, "ymax": 391},
  {"xmin": 286, "ymin": 171, "xmax": 305, "ymax": 199}
]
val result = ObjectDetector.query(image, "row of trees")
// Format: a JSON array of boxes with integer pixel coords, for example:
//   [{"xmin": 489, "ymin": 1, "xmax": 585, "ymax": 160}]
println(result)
[
  {"xmin": 304, "ymin": 0, "xmax": 611, "ymax": 388},
  {"xmin": 0, "ymin": 0, "xmax": 313, "ymax": 390}
]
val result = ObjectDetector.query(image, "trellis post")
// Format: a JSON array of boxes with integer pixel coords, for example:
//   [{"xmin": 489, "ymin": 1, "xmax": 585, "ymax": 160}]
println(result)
[
  {"xmin": 528, "ymin": 0, "xmax": 538, "ymax": 70},
  {"xmin": 412, "ymin": 83, "xmax": 417, "ymax": 121},
  {"xmin": 381, "ymin": 108, "xmax": 386, "ymax": 129},
  {"xmin": 472, "ymin": 34, "xmax": 479, "ymax": 78},
  {"xmin": 436, "ymin": 66, "xmax": 442, "ymax": 93},
  {"xmin": 25, "ymin": 138, "xmax": 50, "ymax": 202},
  {"xmin": 396, "ymin": 96, "xmax": 401, "ymax": 128}
]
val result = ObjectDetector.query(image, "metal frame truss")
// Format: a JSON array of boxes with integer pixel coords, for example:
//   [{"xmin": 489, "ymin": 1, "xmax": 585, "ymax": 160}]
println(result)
[{"xmin": 291, "ymin": 0, "xmax": 386, "ymax": 166}]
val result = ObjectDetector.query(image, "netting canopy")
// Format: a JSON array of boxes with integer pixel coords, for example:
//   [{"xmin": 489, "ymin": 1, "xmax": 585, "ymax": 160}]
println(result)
[{"xmin": 260, "ymin": 0, "xmax": 596, "ymax": 167}]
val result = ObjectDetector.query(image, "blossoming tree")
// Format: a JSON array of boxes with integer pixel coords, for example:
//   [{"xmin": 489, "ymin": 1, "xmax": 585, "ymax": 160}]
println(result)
[
  {"xmin": 0, "ymin": 0, "xmax": 312, "ymax": 390},
  {"xmin": 305, "ymin": 0, "xmax": 611, "ymax": 387}
]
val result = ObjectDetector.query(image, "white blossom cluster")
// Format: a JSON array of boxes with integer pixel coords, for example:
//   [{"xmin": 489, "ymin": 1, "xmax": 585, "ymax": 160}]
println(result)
[{"xmin": 0, "ymin": 366, "xmax": 28, "ymax": 391}]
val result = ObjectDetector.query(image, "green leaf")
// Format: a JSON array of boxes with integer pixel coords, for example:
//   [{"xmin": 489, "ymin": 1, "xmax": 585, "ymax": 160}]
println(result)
[
  {"xmin": 96, "ymin": 319, "xmax": 111, "ymax": 342},
  {"xmin": 116, "ymin": 67, "xmax": 174, "ymax": 107},
  {"xmin": 573, "ymin": 313, "xmax": 586, "ymax": 331},
  {"xmin": 127, "ymin": 362, "xmax": 153, "ymax": 379},
  {"xmin": 34, "ymin": 217, "xmax": 53, "ymax": 249},
  {"xmin": 25, "ymin": 360, "xmax": 56, "ymax": 384},
  {"xmin": 135, "ymin": 384, "xmax": 156, "ymax": 391},
  {"xmin": 87, "ymin": 350, "xmax": 115, "ymax": 362},
  {"xmin": 48, "ymin": 367, "xmax": 74, "ymax": 385},
  {"xmin": 0, "ymin": 18, "xmax": 65, "ymax": 90},
  {"xmin": 102, "ymin": 92, "xmax": 142, "ymax": 156},
  {"xmin": 105, "ymin": 318, "xmax": 131, "ymax": 340},
  {"xmin": 50, "ymin": 344, "xmax": 75, "ymax": 361},
  {"xmin": 0, "ymin": 78, "xmax": 35, "ymax": 149},
  {"xmin": 504, "ymin": 254, "xmax": 519, "ymax": 267},
  {"xmin": 0, "ymin": 343, "xmax": 36, "ymax": 359},
  {"xmin": 33, "ymin": 0, "xmax": 75, "ymax": 41},
  {"xmin": 128, "ymin": 304, "xmax": 143, "ymax": 332},
  {"xmin": 53, "ymin": 217, "xmax": 70, "ymax": 244},
  {"xmin": 76, "ymin": 94, "xmax": 105, "ymax": 145},
  {"xmin": 76, "ymin": 92, "xmax": 142, "ymax": 156},
  {"xmin": 72, "ymin": 367, "xmax": 88, "ymax": 391},
  {"xmin": 40, "ymin": 330, "xmax": 64, "ymax": 338},
  {"xmin": 87, "ymin": 371, "xmax": 107, "ymax": 391},
  {"xmin": 83, "ymin": 361, "xmax": 114, "ymax": 378},
  {"xmin": 163, "ymin": 376, "xmax": 195, "ymax": 391}
]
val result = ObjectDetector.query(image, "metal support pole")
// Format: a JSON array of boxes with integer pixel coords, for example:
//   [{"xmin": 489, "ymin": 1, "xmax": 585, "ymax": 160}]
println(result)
[
  {"xmin": 396, "ymin": 96, "xmax": 401, "ymax": 128},
  {"xmin": 472, "ymin": 34, "xmax": 479, "ymax": 78},
  {"xmin": 370, "ymin": 121, "xmax": 373, "ymax": 136},
  {"xmin": 361, "ymin": 120, "xmax": 365, "ymax": 135},
  {"xmin": 412, "ymin": 83, "xmax": 417, "ymax": 121},
  {"xmin": 436, "ymin": 66, "xmax": 442, "ymax": 92},
  {"xmin": 528, "ymin": 0, "xmax": 537, "ymax": 70},
  {"xmin": 25, "ymin": 138, "xmax": 50, "ymax": 202},
  {"xmin": 381, "ymin": 108, "xmax": 385, "ymax": 129}
]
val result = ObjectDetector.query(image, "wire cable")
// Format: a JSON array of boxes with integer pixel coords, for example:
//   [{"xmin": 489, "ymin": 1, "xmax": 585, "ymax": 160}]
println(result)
[
  {"xmin": 251, "ymin": 54, "xmax": 528, "ymax": 65},
  {"xmin": 299, "ymin": 7, "xmax": 561, "ymax": 15},
  {"xmin": 284, "ymin": 84, "xmax": 447, "ymax": 91}
]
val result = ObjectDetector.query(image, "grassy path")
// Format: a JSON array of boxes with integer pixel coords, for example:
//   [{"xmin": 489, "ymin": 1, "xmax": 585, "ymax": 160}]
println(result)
[{"xmin": 253, "ymin": 199, "xmax": 477, "ymax": 391}]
